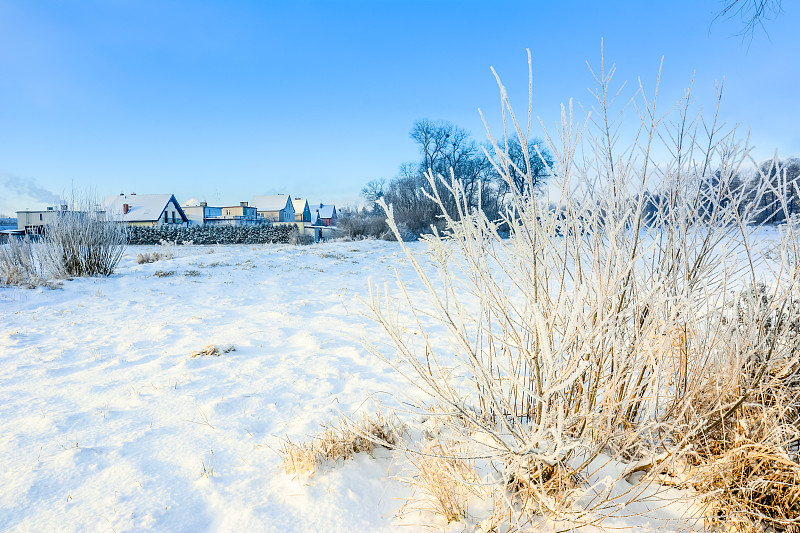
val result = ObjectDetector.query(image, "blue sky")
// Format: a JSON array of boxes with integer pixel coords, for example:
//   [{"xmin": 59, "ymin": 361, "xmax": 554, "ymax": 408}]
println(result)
[{"xmin": 0, "ymin": 0, "xmax": 798, "ymax": 216}]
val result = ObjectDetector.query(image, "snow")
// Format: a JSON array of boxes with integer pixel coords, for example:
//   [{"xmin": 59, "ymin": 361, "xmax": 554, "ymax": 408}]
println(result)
[
  {"xmin": 1, "ymin": 241, "xmax": 413, "ymax": 532},
  {"xmin": 3, "ymin": 237, "xmax": 778, "ymax": 531}
]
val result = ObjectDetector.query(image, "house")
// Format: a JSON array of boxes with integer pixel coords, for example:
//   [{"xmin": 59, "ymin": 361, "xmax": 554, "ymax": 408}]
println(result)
[
  {"xmin": 182, "ymin": 202, "xmax": 223, "ymax": 226},
  {"xmin": 183, "ymin": 201, "xmax": 261, "ymax": 226},
  {"xmin": 291, "ymin": 198, "xmax": 311, "ymax": 223},
  {"xmin": 214, "ymin": 202, "xmax": 260, "ymax": 226},
  {"xmin": 16, "ymin": 205, "xmax": 68, "ymax": 234},
  {"xmin": 252, "ymin": 195, "xmax": 295, "ymax": 222},
  {"xmin": 311, "ymin": 203, "xmax": 337, "ymax": 227},
  {"xmin": 219, "ymin": 202, "xmax": 258, "ymax": 220},
  {"xmin": 103, "ymin": 194, "xmax": 188, "ymax": 226}
]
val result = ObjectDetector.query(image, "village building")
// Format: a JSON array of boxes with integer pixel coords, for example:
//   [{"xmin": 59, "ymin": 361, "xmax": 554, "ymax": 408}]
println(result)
[
  {"xmin": 103, "ymin": 194, "xmax": 188, "ymax": 226},
  {"xmin": 218, "ymin": 202, "xmax": 259, "ymax": 223},
  {"xmin": 16, "ymin": 205, "xmax": 69, "ymax": 234},
  {"xmin": 182, "ymin": 202, "xmax": 222, "ymax": 226},
  {"xmin": 252, "ymin": 195, "xmax": 295, "ymax": 223},
  {"xmin": 291, "ymin": 198, "xmax": 311, "ymax": 223},
  {"xmin": 307, "ymin": 203, "xmax": 338, "ymax": 242},
  {"xmin": 311, "ymin": 203, "xmax": 337, "ymax": 227}
]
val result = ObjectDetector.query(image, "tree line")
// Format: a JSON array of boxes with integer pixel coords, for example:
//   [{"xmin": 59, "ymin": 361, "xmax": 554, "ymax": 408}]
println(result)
[
  {"xmin": 338, "ymin": 118, "xmax": 798, "ymax": 241},
  {"xmin": 338, "ymin": 119, "xmax": 555, "ymax": 240}
]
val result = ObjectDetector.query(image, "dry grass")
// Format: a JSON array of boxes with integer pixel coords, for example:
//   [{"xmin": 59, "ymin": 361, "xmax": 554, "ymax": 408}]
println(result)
[
  {"xmin": 190, "ymin": 344, "xmax": 235, "ymax": 358},
  {"xmin": 505, "ymin": 457, "xmax": 583, "ymax": 519},
  {"xmin": 398, "ymin": 439, "xmax": 481, "ymax": 526},
  {"xmin": 679, "ymin": 353, "xmax": 800, "ymax": 530},
  {"xmin": 137, "ymin": 251, "xmax": 172, "ymax": 264},
  {"xmin": 279, "ymin": 412, "xmax": 405, "ymax": 477}
]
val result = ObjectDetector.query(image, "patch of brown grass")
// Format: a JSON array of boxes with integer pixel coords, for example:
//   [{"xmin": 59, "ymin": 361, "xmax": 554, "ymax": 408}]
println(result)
[
  {"xmin": 190, "ymin": 344, "xmax": 235, "ymax": 358},
  {"xmin": 505, "ymin": 457, "xmax": 583, "ymax": 518},
  {"xmin": 682, "ymin": 353, "xmax": 800, "ymax": 532},
  {"xmin": 137, "ymin": 250, "xmax": 173, "ymax": 264},
  {"xmin": 399, "ymin": 439, "xmax": 480, "ymax": 525},
  {"xmin": 280, "ymin": 412, "xmax": 404, "ymax": 477}
]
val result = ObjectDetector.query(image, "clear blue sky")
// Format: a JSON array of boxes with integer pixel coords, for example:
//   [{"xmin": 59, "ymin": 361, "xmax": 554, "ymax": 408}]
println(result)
[{"xmin": 1, "ymin": 0, "xmax": 798, "ymax": 216}]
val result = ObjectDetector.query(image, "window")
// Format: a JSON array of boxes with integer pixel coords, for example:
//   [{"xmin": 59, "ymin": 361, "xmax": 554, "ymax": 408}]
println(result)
[
  {"xmin": 171, "ymin": 211, "xmax": 176, "ymax": 223},
  {"xmin": 39, "ymin": 214, "xmax": 43, "ymax": 221},
  {"xmin": 164, "ymin": 211, "xmax": 168, "ymax": 223}
]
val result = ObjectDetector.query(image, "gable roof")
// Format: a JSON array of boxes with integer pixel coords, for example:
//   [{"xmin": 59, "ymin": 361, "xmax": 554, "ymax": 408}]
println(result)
[
  {"xmin": 291, "ymin": 198, "xmax": 309, "ymax": 213},
  {"xmin": 312, "ymin": 203, "xmax": 336, "ymax": 219},
  {"xmin": 252, "ymin": 195, "xmax": 291, "ymax": 212},
  {"xmin": 103, "ymin": 194, "xmax": 187, "ymax": 223}
]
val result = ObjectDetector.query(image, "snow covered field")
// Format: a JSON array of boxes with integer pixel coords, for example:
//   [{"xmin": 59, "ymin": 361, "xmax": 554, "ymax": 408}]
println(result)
[
  {"xmin": 0, "ymin": 236, "xmax": 786, "ymax": 532},
  {"xmin": 1, "ymin": 241, "xmax": 425, "ymax": 532}
]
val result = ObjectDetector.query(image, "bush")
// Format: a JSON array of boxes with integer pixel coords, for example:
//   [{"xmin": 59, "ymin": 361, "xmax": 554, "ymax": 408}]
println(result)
[
  {"xmin": 37, "ymin": 195, "xmax": 127, "ymax": 278},
  {"xmin": 335, "ymin": 211, "xmax": 389, "ymax": 240},
  {"xmin": 126, "ymin": 224, "xmax": 294, "ymax": 245},
  {"xmin": 0, "ymin": 237, "xmax": 43, "ymax": 287},
  {"xmin": 366, "ymin": 52, "xmax": 800, "ymax": 528}
]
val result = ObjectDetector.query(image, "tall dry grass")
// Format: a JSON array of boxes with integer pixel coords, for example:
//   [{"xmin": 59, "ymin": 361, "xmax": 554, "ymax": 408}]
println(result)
[{"xmin": 366, "ymin": 50, "xmax": 800, "ymax": 529}]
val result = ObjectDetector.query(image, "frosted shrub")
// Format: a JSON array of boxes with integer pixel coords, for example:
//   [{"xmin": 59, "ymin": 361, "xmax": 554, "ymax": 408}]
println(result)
[
  {"xmin": 38, "ymin": 195, "xmax": 127, "ymax": 278},
  {"xmin": 0, "ymin": 237, "xmax": 43, "ymax": 286},
  {"xmin": 367, "ymin": 52, "xmax": 800, "ymax": 528}
]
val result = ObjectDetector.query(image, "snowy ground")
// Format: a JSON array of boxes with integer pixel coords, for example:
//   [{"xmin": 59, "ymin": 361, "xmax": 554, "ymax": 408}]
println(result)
[
  {"xmin": 1, "ymin": 241, "xmax": 423, "ymax": 532},
  {"xmin": 0, "ymin": 237, "xmax": 784, "ymax": 532}
]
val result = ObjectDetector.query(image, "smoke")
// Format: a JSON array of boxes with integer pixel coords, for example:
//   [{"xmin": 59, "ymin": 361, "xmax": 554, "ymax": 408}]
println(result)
[{"xmin": 3, "ymin": 175, "xmax": 61, "ymax": 205}]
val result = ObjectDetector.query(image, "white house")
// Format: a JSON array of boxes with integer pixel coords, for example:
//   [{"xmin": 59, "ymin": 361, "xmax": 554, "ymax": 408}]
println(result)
[{"xmin": 103, "ymin": 194, "xmax": 188, "ymax": 226}]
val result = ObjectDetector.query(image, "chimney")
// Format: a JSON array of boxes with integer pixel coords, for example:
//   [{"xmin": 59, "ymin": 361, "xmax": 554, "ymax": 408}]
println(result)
[
  {"xmin": 240, "ymin": 201, "xmax": 248, "ymax": 207},
  {"xmin": 200, "ymin": 201, "xmax": 207, "ymax": 207},
  {"xmin": 123, "ymin": 203, "xmax": 130, "ymax": 214},
  {"xmin": 319, "ymin": 203, "xmax": 323, "ymax": 208}
]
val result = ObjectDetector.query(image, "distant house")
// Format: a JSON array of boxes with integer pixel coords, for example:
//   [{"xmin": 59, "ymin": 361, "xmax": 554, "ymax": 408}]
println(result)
[
  {"xmin": 252, "ymin": 195, "xmax": 295, "ymax": 222},
  {"xmin": 215, "ymin": 202, "xmax": 260, "ymax": 226},
  {"xmin": 16, "ymin": 205, "xmax": 69, "ymax": 233},
  {"xmin": 182, "ymin": 202, "xmax": 223, "ymax": 226},
  {"xmin": 219, "ymin": 202, "xmax": 258, "ymax": 219},
  {"xmin": 291, "ymin": 198, "xmax": 311, "ymax": 223},
  {"xmin": 184, "ymin": 201, "xmax": 261, "ymax": 226},
  {"xmin": 311, "ymin": 203, "xmax": 337, "ymax": 227},
  {"xmin": 103, "ymin": 194, "xmax": 188, "ymax": 227}
]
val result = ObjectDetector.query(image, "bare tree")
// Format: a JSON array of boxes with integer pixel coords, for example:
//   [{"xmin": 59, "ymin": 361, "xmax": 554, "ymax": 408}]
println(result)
[
  {"xmin": 715, "ymin": 0, "xmax": 782, "ymax": 35},
  {"xmin": 360, "ymin": 178, "xmax": 386, "ymax": 215},
  {"xmin": 494, "ymin": 138, "xmax": 554, "ymax": 203}
]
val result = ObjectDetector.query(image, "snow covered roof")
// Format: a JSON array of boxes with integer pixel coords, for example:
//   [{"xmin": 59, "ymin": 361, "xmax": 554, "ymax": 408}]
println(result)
[
  {"xmin": 291, "ymin": 198, "xmax": 309, "ymax": 213},
  {"xmin": 252, "ymin": 195, "xmax": 291, "ymax": 212},
  {"xmin": 103, "ymin": 194, "xmax": 185, "ymax": 222},
  {"xmin": 312, "ymin": 203, "xmax": 336, "ymax": 219}
]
